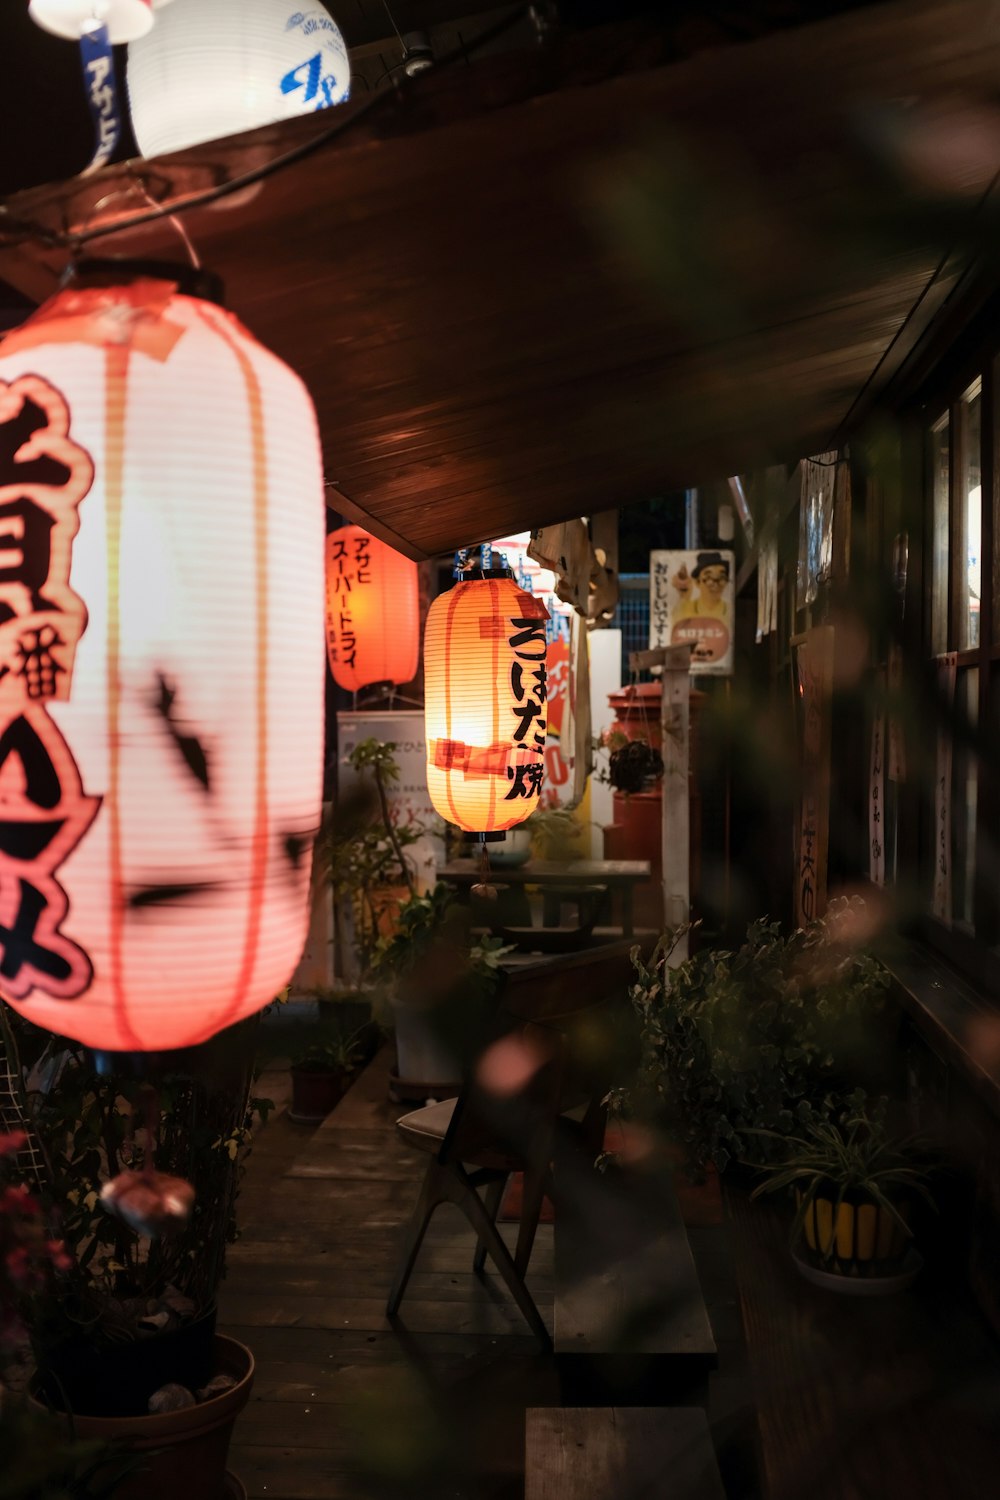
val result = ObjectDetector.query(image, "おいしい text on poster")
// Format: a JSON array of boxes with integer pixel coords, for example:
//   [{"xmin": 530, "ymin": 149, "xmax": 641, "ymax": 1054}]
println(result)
[{"xmin": 649, "ymin": 550, "xmax": 735, "ymax": 676}]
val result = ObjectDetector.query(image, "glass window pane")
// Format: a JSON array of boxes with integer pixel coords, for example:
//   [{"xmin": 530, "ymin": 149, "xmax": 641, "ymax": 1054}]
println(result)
[
  {"xmin": 953, "ymin": 667, "xmax": 978, "ymax": 930},
  {"xmin": 930, "ymin": 413, "xmax": 949, "ymax": 655},
  {"xmin": 960, "ymin": 379, "xmax": 982, "ymax": 649}
]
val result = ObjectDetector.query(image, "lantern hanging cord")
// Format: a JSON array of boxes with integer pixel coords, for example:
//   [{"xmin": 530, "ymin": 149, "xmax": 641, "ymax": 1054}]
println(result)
[{"xmin": 0, "ymin": 4, "xmax": 536, "ymax": 254}]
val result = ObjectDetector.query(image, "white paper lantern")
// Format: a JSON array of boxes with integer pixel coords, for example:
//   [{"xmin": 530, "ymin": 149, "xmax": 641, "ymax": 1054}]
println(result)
[
  {"xmin": 0, "ymin": 279, "xmax": 325, "ymax": 1051},
  {"xmin": 127, "ymin": 0, "xmax": 351, "ymax": 159},
  {"xmin": 29, "ymin": 0, "xmax": 155, "ymax": 43}
]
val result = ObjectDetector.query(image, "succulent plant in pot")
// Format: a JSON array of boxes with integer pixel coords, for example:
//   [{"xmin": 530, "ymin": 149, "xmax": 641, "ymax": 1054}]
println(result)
[{"xmin": 749, "ymin": 1104, "xmax": 936, "ymax": 1285}]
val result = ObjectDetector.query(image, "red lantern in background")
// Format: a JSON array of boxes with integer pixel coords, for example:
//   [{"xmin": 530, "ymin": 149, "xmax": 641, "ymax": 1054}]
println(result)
[
  {"xmin": 325, "ymin": 525, "xmax": 419, "ymax": 693},
  {"xmin": 424, "ymin": 575, "xmax": 549, "ymax": 833},
  {"xmin": 0, "ymin": 279, "xmax": 325, "ymax": 1052}
]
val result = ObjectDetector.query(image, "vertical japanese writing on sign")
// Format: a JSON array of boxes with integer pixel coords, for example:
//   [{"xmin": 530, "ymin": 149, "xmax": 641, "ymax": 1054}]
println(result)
[
  {"xmin": 504, "ymin": 614, "xmax": 547, "ymax": 803},
  {"xmin": 326, "ymin": 531, "xmax": 371, "ymax": 675},
  {"xmin": 0, "ymin": 375, "xmax": 99, "ymax": 1003},
  {"xmin": 490, "ymin": 532, "xmax": 577, "ymax": 807},
  {"xmin": 649, "ymin": 549, "xmax": 734, "ymax": 675}
]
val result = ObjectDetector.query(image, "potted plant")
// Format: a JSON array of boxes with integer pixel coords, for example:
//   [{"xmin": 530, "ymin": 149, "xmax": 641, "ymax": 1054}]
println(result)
[
  {"xmin": 749, "ymin": 1105, "xmax": 935, "ymax": 1289},
  {"xmin": 525, "ymin": 800, "xmax": 590, "ymax": 862},
  {"xmin": 288, "ymin": 1021, "xmax": 370, "ymax": 1124},
  {"xmin": 322, "ymin": 737, "xmax": 432, "ymax": 985},
  {"xmin": 369, "ymin": 883, "xmax": 512, "ymax": 1101},
  {"xmin": 1, "ymin": 1176, "xmax": 137, "ymax": 1498},
  {"xmin": 0, "ymin": 1005, "xmax": 266, "ymax": 1498},
  {"xmin": 615, "ymin": 897, "xmax": 895, "ymax": 1178}
]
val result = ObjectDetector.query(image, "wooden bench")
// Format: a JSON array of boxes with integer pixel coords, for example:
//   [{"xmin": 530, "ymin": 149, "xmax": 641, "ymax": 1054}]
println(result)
[
  {"xmin": 554, "ymin": 1161, "xmax": 718, "ymax": 1403},
  {"xmin": 525, "ymin": 1406, "xmax": 726, "ymax": 1500}
]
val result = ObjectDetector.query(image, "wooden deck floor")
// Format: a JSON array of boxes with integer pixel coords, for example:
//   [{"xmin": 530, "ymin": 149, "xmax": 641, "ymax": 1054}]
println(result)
[{"xmin": 220, "ymin": 1045, "xmax": 561, "ymax": 1500}]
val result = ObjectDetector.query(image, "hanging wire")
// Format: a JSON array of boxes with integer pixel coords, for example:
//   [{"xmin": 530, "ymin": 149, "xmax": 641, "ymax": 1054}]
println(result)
[
  {"xmin": 127, "ymin": 167, "xmax": 201, "ymax": 269},
  {"xmin": 380, "ymin": 0, "xmax": 407, "ymax": 51},
  {"xmin": 1, "ymin": 5, "xmax": 536, "ymax": 255}
]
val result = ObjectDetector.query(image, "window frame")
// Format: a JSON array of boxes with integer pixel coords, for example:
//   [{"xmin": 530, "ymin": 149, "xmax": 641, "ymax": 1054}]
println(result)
[{"xmin": 903, "ymin": 341, "xmax": 1000, "ymax": 992}]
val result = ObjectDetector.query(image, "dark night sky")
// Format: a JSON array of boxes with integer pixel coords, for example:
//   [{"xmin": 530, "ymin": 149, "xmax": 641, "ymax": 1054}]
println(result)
[{"xmin": 0, "ymin": 8, "xmax": 142, "ymax": 198}]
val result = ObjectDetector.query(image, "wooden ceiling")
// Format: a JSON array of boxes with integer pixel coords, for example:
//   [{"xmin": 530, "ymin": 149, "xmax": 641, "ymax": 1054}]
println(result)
[{"xmin": 1, "ymin": 0, "xmax": 999, "ymax": 558}]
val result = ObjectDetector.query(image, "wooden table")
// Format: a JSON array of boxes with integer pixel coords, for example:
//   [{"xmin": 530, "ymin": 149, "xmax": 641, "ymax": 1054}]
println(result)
[{"xmin": 437, "ymin": 858, "xmax": 652, "ymax": 938}]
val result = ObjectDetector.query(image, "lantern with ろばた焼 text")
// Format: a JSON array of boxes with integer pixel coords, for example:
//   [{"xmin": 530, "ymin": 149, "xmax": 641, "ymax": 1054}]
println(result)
[
  {"xmin": 0, "ymin": 276, "xmax": 325, "ymax": 1052},
  {"xmin": 325, "ymin": 526, "xmax": 419, "ymax": 693},
  {"xmin": 423, "ymin": 574, "xmax": 549, "ymax": 834}
]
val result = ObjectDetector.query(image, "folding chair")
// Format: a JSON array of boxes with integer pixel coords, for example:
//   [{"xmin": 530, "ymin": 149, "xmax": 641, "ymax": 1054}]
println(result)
[{"xmin": 386, "ymin": 942, "xmax": 634, "ymax": 1349}]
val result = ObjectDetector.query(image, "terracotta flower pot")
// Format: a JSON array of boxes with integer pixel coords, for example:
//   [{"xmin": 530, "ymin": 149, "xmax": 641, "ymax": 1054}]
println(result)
[
  {"xmin": 31, "ymin": 1332, "xmax": 254, "ymax": 1500},
  {"xmin": 289, "ymin": 1063, "xmax": 351, "ymax": 1123}
]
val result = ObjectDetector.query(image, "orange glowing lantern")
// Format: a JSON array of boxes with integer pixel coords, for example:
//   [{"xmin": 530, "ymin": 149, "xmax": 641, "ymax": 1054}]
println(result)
[
  {"xmin": 325, "ymin": 526, "xmax": 419, "ymax": 692},
  {"xmin": 424, "ymin": 574, "xmax": 549, "ymax": 833},
  {"xmin": 0, "ymin": 278, "xmax": 325, "ymax": 1051}
]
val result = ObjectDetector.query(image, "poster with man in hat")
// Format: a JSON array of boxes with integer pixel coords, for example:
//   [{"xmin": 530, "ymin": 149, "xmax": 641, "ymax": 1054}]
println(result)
[{"xmin": 649, "ymin": 549, "xmax": 735, "ymax": 675}]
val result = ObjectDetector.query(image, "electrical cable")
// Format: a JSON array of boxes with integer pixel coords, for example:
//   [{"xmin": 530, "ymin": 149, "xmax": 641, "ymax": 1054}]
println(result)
[{"xmin": 0, "ymin": 4, "xmax": 534, "ymax": 254}]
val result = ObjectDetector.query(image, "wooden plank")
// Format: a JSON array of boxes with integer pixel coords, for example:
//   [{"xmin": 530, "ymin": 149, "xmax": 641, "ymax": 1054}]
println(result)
[
  {"xmin": 222, "ymin": 1292, "xmax": 540, "ymax": 1337},
  {"xmin": 524, "ymin": 1407, "xmax": 725, "ymax": 1500},
  {"xmin": 726, "ymin": 1187, "xmax": 1000, "ymax": 1500},
  {"xmin": 554, "ymin": 1163, "xmax": 717, "ymax": 1387}
]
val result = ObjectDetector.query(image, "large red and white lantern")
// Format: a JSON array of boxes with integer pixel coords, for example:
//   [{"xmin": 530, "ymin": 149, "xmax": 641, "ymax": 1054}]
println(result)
[
  {"xmin": 423, "ymin": 575, "xmax": 549, "ymax": 834},
  {"xmin": 0, "ymin": 279, "xmax": 324, "ymax": 1051},
  {"xmin": 325, "ymin": 525, "xmax": 419, "ymax": 693}
]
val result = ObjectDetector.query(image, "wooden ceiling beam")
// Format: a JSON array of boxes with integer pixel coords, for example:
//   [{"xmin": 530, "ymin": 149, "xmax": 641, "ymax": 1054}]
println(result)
[{"xmin": 2, "ymin": 0, "xmax": 998, "ymax": 557}]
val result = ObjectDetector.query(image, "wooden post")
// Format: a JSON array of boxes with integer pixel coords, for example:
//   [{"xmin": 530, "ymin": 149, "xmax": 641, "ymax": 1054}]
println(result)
[{"xmin": 629, "ymin": 644, "xmax": 693, "ymax": 957}]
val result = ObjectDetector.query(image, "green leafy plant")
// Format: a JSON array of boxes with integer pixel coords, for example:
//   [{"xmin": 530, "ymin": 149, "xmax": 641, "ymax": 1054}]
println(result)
[
  {"xmin": 0, "ymin": 1005, "xmax": 270, "ymax": 1365},
  {"xmin": 749, "ymin": 1105, "xmax": 935, "ymax": 1260},
  {"xmin": 322, "ymin": 738, "xmax": 430, "ymax": 981},
  {"xmin": 368, "ymin": 883, "xmax": 513, "ymax": 1066},
  {"xmin": 616, "ymin": 899, "xmax": 892, "ymax": 1176},
  {"xmin": 0, "ymin": 1400, "xmax": 137, "ymax": 1500},
  {"xmin": 525, "ymin": 801, "xmax": 589, "ymax": 862},
  {"xmin": 290, "ymin": 1022, "xmax": 370, "ymax": 1075},
  {"xmin": 370, "ymin": 884, "xmax": 511, "ymax": 990},
  {"xmin": 593, "ymin": 727, "xmax": 663, "ymax": 794}
]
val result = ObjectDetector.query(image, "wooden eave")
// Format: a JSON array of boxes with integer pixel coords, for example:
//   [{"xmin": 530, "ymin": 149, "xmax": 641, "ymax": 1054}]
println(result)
[{"xmin": 1, "ymin": 0, "xmax": 998, "ymax": 559}]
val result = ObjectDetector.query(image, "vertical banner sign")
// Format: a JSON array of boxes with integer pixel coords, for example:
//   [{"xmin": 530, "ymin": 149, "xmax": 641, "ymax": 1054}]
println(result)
[
  {"xmin": 932, "ymin": 655, "xmax": 957, "ymax": 924},
  {"xmin": 869, "ymin": 679, "xmax": 886, "ymax": 887},
  {"xmin": 794, "ymin": 626, "xmax": 835, "ymax": 928},
  {"xmin": 650, "ymin": 549, "xmax": 735, "ymax": 675},
  {"xmin": 491, "ymin": 533, "xmax": 577, "ymax": 807},
  {"xmin": 78, "ymin": 24, "xmax": 122, "ymax": 175}
]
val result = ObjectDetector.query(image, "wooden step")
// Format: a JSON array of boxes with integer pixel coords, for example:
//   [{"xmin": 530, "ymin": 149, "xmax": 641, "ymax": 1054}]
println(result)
[
  {"xmin": 554, "ymin": 1161, "xmax": 717, "ymax": 1401},
  {"xmin": 525, "ymin": 1406, "xmax": 726, "ymax": 1500}
]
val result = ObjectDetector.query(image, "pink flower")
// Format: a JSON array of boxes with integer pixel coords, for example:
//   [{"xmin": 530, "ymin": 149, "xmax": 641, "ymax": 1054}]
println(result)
[{"xmin": 0, "ymin": 1131, "xmax": 27, "ymax": 1159}]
